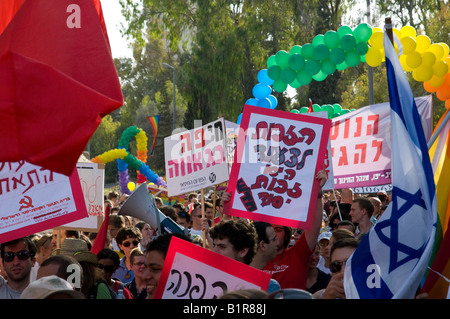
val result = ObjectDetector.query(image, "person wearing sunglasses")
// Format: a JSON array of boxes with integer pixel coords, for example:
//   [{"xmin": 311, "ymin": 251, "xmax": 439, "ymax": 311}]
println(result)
[
  {"xmin": 112, "ymin": 226, "xmax": 142, "ymax": 285},
  {"xmin": 97, "ymin": 248, "xmax": 132, "ymax": 299},
  {"xmin": 314, "ymin": 237, "xmax": 359, "ymax": 299},
  {"xmin": 0, "ymin": 236, "xmax": 37, "ymax": 299}
]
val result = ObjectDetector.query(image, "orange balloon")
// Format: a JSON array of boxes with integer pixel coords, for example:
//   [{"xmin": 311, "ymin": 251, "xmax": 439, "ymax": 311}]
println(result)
[
  {"xmin": 446, "ymin": 99, "xmax": 450, "ymax": 109},
  {"xmin": 424, "ymin": 81, "xmax": 439, "ymax": 93},
  {"xmin": 437, "ymin": 86, "xmax": 450, "ymax": 101}
]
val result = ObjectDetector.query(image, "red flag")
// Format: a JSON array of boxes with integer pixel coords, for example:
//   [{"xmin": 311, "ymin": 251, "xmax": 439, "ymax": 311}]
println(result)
[
  {"xmin": 91, "ymin": 205, "xmax": 111, "ymax": 255},
  {"xmin": 0, "ymin": 0, "xmax": 123, "ymax": 176},
  {"xmin": 308, "ymin": 98, "xmax": 314, "ymax": 113}
]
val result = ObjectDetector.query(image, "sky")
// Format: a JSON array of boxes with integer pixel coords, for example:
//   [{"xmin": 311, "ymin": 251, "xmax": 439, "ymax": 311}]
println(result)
[{"xmin": 101, "ymin": 1, "xmax": 133, "ymax": 59}]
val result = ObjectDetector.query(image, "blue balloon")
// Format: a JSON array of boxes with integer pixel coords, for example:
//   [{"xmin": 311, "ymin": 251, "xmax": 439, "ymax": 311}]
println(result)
[
  {"xmin": 252, "ymin": 83, "xmax": 272, "ymax": 99},
  {"xmin": 245, "ymin": 98, "xmax": 259, "ymax": 106},
  {"xmin": 267, "ymin": 95, "xmax": 278, "ymax": 109},
  {"xmin": 257, "ymin": 97, "xmax": 272, "ymax": 109},
  {"xmin": 237, "ymin": 113, "xmax": 243, "ymax": 125},
  {"xmin": 257, "ymin": 69, "xmax": 274, "ymax": 86}
]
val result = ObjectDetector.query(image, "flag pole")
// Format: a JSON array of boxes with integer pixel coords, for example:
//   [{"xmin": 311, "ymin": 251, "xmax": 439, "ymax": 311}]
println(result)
[
  {"xmin": 427, "ymin": 109, "xmax": 450, "ymax": 149},
  {"xmin": 201, "ymin": 188, "xmax": 206, "ymax": 248},
  {"xmin": 385, "ymin": 17, "xmax": 394, "ymax": 44}
]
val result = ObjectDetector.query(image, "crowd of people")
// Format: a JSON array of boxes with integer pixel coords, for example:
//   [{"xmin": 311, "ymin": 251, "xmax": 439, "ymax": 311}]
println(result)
[{"xmin": 2, "ymin": 169, "xmax": 424, "ymax": 300}]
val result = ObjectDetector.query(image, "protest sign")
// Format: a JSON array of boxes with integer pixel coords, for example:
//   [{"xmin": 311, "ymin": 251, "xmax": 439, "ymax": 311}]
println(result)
[
  {"xmin": 164, "ymin": 118, "xmax": 229, "ymax": 196},
  {"xmin": 226, "ymin": 105, "xmax": 331, "ymax": 229},
  {"xmin": 154, "ymin": 236, "xmax": 271, "ymax": 299},
  {"xmin": 59, "ymin": 162, "xmax": 105, "ymax": 232},
  {"xmin": 225, "ymin": 120, "xmax": 240, "ymax": 173},
  {"xmin": 330, "ymin": 95, "xmax": 432, "ymax": 189},
  {"xmin": 0, "ymin": 161, "xmax": 87, "ymax": 243}
]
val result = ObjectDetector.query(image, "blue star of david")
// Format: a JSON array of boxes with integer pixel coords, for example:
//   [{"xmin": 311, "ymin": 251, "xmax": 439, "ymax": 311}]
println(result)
[{"xmin": 374, "ymin": 186, "xmax": 427, "ymax": 273}]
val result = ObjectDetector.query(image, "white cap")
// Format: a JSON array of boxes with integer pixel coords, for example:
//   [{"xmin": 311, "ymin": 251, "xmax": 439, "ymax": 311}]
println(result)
[
  {"xmin": 20, "ymin": 276, "xmax": 84, "ymax": 299},
  {"xmin": 317, "ymin": 231, "xmax": 332, "ymax": 242}
]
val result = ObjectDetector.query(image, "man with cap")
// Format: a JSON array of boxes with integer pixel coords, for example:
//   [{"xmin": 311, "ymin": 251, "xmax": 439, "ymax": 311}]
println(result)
[
  {"xmin": 316, "ymin": 231, "xmax": 331, "ymax": 274},
  {"xmin": 20, "ymin": 275, "xmax": 85, "ymax": 299}
]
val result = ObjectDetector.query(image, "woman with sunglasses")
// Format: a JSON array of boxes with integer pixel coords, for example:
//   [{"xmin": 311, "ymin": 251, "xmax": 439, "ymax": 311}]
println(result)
[
  {"xmin": 112, "ymin": 227, "xmax": 142, "ymax": 285},
  {"xmin": 97, "ymin": 248, "xmax": 133, "ymax": 299}
]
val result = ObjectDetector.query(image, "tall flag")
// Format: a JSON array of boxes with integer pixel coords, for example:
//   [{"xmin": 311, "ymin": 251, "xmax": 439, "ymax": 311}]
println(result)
[
  {"xmin": 0, "ymin": 0, "xmax": 123, "ymax": 176},
  {"xmin": 147, "ymin": 115, "xmax": 160, "ymax": 157},
  {"xmin": 422, "ymin": 108, "xmax": 450, "ymax": 298},
  {"xmin": 344, "ymin": 27, "xmax": 437, "ymax": 298}
]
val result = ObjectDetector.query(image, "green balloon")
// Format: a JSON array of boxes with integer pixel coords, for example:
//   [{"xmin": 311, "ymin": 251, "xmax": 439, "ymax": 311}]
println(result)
[
  {"xmin": 312, "ymin": 70, "xmax": 327, "ymax": 82},
  {"xmin": 304, "ymin": 59, "xmax": 321, "ymax": 75},
  {"xmin": 321, "ymin": 59, "xmax": 336, "ymax": 75},
  {"xmin": 314, "ymin": 44, "xmax": 330, "ymax": 61},
  {"xmin": 291, "ymin": 109, "xmax": 300, "ymax": 113},
  {"xmin": 272, "ymin": 79, "xmax": 288, "ymax": 93},
  {"xmin": 345, "ymin": 50, "xmax": 360, "ymax": 67},
  {"xmin": 332, "ymin": 103, "xmax": 342, "ymax": 114},
  {"xmin": 288, "ymin": 53, "xmax": 305, "ymax": 71},
  {"xmin": 340, "ymin": 109, "xmax": 351, "ymax": 115},
  {"xmin": 312, "ymin": 104, "xmax": 322, "ymax": 112},
  {"xmin": 322, "ymin": 104, "xmax": 335, "ymax": 118},
  {"xmin": 324, "ymin": 30, "xmax": 340, "ymax": 49},
  {"xmin": 290, "ymin": 45, "xmax": 302, "ymax": 55},
  {"xmin": 353, "ymin": 23, "xmax": 373, "ymax": 42},
  {"xmin": 312, "ymin": 34, "xmax": 325, "ymax": 46},
  {"xmin": 336, "ymin": 61, "xmax": 348, "ymax": 71},
  {"xmin": 355, "ymin": 42, "xmax": 369, "ymax": 56},
  {"xmin": 338, "ymin": 25, "xmax": 353, "ymax": 38},
  {"xmin": 275, "ymin": 50, "xmax": 290, "ymax": 68},
  {"xmin": 301, "ymin": 43, "xmax": 315, "ymax": 59},
  {"xmin": 280, "ymin": 67, "xmax": 297, "ymax": 84},
  {"xmin": 267, "ymin": 65, "xmax": 282, "ymax": 80},
  {"xmin": 299, "ymin": 107, "xmax": 309, "ymax": 113},
  {"xmin": 340, "ymin": 34, "xmax": 356, "ymax": 51},
  {"xmin": 289, "ymin": 78, "xmax": 302, "ymax": 89},
  {"xmin": 267, "ymin": 55, "xmax": 277, "ymax": 68},
  {"xmin": 329, "ymin": 47, "xmax": 346, "ymax": 65},
  {"xmin": 297, "ymin": 70, "xmax": 312, "ymax": 85}
]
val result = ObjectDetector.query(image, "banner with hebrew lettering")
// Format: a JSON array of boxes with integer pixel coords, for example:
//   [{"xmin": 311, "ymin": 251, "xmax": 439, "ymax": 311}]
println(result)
[
  {"xmin": 154, "ymin": 236, "xmax": 271, "ymax": 299},
  {"xmin": 164, "ymin": 118, "xmax": 229, "ymax": 196},
  {"xmin": 226, "ymin": 105, "xmax": 331, "ymax": 230},
  {"xmin": 330, "ymin": 95, "xmax": 432, "ymax": 189},
  {"xmin": 0, "ymin": 161, "xmax": 87, "ymax": 242}
]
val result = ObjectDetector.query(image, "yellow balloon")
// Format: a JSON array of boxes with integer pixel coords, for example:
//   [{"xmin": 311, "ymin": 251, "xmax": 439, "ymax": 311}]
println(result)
[
  {"xmin": 428, "ymin": 75, "xmax": 445, "ymax": 88},
  {"xmin": 365, "ymin": 47, "xmax": 383, "ymax": 67},
  {"xmin": 369, "ymin": 31, "xmax": 384, "ymax": 49},
  {"xmin": 393, "ymin": 28, "xmax": 401, "ymax": 41},
  {"xmin": 400, "ymin": 55, "xmax": 413, "ymax": 72},
  {"xmin": 127, "ymin": 182, "xmax": 136, "ymax": 192},
  {"xmin": 428, "ymin": 43, "xmax": 445, "ymax": 61},
  {"xmin": 421, "ymin": 51, "xmax": 436, "ymax": 66},
  {"xmin": 400, "ymin": 26, "xmax": 416, "ymax": 38},
  {"xmin": 440, "ymin": 42, "xmax": 449, "ymax": 58},
  {"xmin": 400, "ymin": 36, "xmax": 416, "ymax": 55},
  {"xmin": 413, "ymin": 65, "xmax": 433, "ymax": 82},
  {"xmin": 406, "ymin": 51, "xmax": 422, "ymax": 68},
  {"xmin": 433, "ymin": 60, "xmax": 449, "ymax": 77},
  {"xmin": 415, "ymin": 35, "xmax": 431, "ymax": 53}
]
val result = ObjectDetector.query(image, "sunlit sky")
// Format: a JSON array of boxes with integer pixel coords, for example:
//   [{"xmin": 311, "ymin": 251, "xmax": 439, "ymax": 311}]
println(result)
[{"xmin": 101, "ymin": 1, "xmax": 133, "ymax": 59}]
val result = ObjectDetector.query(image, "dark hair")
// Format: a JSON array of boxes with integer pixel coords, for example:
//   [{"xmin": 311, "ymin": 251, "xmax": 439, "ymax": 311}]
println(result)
[
  {"xmin": 65, "ymin": 230, "xmax": 81, "ymax": 239},
  {"xmin": 252, "ymin": 222, "xmax": 273, "ymax": 244},
  {"xmin": 1, "ymin": 236, "xmax": 37, "ymax": 258},
  {"xmin": 352, "ymin": 197, "xmax": 375, "ymax": 217},
  {"xmin": 209, "ymin": 219, "xmax": 257, "ymax": 265},
  {"xmin": 159, "ymin": 205, "xmax": 177, "ymax": 221},
  {"xmin": 177, "ymin": 211, "xmax": 191, "ymax": 223},
  {"xmin": 146, "ymin": 233, "xmax": 192, "ymax": 258},
  {"xmin": 109, "ymin": 215, "xmax": 125, "ymax": 228},
  {"xmin": 116, "ymin": 226, "xmax": 143, "ymax": 245},
  {"xmin": 337, "ymin": 220, "xmax": 356, "ymax": 233},
  {"xmin": 330, "ymin": 238, "xmax": 360, "ymax": 261},
  {"xmin": 40, "ymin": 254, "xmax": 82, "ymax": 282},
  {"xmin": 96, "ymin": 248, "xmax": 120, "ymax": 267}
]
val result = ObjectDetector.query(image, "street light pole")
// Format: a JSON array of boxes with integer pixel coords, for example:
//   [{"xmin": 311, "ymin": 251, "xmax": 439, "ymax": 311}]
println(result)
[{"xmin": 162, "ymin": 63, "xmax": 176, "ymax": 131}]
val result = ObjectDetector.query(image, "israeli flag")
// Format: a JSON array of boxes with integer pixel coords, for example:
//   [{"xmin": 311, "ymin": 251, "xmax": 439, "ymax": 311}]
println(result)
[{"xmin": 344, "ymin": 29, "xmax": 437, "ymax": 298}]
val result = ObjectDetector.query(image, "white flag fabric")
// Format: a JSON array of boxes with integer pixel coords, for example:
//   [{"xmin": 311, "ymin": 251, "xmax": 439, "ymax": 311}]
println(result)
[{"xmin": 343, "ymin": 29, "xmax": 437, "ymax": 298}]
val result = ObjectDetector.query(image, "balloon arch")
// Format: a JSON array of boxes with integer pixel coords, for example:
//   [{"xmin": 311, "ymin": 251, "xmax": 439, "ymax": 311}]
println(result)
[{"xmin": 241, "ymin": 23, "xmax": 450, "ymax": 122}]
